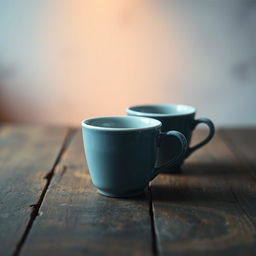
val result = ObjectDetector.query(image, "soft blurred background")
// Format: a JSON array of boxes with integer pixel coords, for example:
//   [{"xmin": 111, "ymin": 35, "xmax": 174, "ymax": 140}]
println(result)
[{"xmin": 0, "ymin": 0, "xmax": 255, "ymax": 126}]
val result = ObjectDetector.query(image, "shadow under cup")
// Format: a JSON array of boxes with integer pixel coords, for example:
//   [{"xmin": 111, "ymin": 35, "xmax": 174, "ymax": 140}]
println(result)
[
  {"xmin": 127, "ymin": 104, "xmax": 215, "ymax": 172},
  {"xmin": 81, "ymin": 116, "xmax": 187, "ymax": 197}
]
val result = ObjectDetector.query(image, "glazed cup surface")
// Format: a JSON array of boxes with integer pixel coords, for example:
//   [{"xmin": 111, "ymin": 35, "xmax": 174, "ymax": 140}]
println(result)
[
  {"xmin": 82, "ymin": 116, "xmax": 187, "ymax": 197},
  {"xmin": 127, "ymin": 104, "xmax": 215, "ymax": 171}
]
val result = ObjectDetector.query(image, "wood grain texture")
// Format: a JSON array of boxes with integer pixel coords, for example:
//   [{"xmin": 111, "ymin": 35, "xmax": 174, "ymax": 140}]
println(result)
[
  {"xmin": 21, "ymin": 130, "xmax": 153, "ymax": 256},
  {"xmin": 0, "ymin": 125, "xmax": 69, "ymax": 256},
  {"xmin": 151, "ymin": 130, "xmax": 256, "ymax": 256},
  {"xmin": 220, "ymin": 128, "xmax": 256, "ymax": 232},
  {"xmin": 220, "ymin": 128, "xmax": 256, "ymax": 175}
]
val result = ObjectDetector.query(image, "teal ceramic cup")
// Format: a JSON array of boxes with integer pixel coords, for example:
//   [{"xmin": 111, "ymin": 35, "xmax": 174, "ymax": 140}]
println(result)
[
  {"xmin": 127, "ymin": 104, "xmax": 215, "ymax": 171},
  {"xmin": 81, "ymin": 116, "xmax": 187, "ymax": 198}
]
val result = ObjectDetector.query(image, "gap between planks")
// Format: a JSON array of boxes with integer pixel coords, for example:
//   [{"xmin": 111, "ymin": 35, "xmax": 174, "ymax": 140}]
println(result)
[
  {"xmin": 12, "ymin": 129, "xmax": 75, "ymax": 256},
  {"xmin": 149, "ymin": 185, "xmax": 159, "ymax": 256}
]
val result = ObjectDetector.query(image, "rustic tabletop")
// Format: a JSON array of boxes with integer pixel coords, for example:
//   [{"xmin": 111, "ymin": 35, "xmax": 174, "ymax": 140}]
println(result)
[{"xmin": 0, "ymin": 125, "xmax": 256, "ymax": 256}]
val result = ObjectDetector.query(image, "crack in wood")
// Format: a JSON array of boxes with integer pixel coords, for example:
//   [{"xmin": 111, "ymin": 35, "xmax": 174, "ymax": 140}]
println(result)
[
  {"xmin": 12, "ymin": 129, "xmax": 75, "ymax": 256},
  {"xmin": 149, "ymin": 184, "xmax": 158, "ymax": 256}
]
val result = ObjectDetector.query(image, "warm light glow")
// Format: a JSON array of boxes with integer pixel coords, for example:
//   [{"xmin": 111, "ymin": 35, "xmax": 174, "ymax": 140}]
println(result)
[
  {"xmin": 1, "ymin": 1, "xmax": 256, "ymax": 126},
  {"xmin": 0, "ymin": 0, "xmax": 183, "ymax": 125}
]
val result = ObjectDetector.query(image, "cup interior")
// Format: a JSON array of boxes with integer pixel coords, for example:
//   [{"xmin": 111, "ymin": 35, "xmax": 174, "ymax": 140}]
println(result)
[
  {"xmin": 82, "ymin": 116, "xmax": 161, "ymax": 130},
  {"xmin": 128, "ymin": 104, "xmax": 195, "ymax": 116}
]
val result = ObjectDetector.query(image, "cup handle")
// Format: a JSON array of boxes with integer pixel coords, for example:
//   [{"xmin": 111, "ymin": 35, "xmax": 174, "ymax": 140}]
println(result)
[
  {"xmin": 186, "ymin": 118, "xmax": 215, "ymax": 157},
  {"xmin": 150, "ymin": 131, "xmax": 187, "ymax": 181}
]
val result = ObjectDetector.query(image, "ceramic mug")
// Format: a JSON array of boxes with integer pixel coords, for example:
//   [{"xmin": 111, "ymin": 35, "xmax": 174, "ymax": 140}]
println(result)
[
  {"xmin": 81, "ymin": 116, "xmax": 187, "ymax": 197},
  {"xmin": 127, "ymin": 104, "xmax": 215, "ymax": 171}
]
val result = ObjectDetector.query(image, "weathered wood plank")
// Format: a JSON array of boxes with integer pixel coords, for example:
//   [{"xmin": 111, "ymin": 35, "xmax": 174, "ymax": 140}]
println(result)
[
  {"xmin": 0, "ymin": 125, "xmax": 69, "ymax": 256},
  {"xmin": 21, "ymin": 130, "xmax": 153, "ymax": 256},
  {"xmin": 220, "ymin": 128, "xmax": 256, "ymax": 231},
  {"xmin": 152, "ymin": 130, "xmax": 256, "ymax": 256},
  {"xmin": 220, "ymin": 128, "xmax": 256, "ymax": 175}
]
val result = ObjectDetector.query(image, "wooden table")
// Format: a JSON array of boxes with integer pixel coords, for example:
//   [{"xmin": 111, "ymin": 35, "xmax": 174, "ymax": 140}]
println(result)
[{"xmin": 1, "ymin": 125, "xmax": 256, "ymax": 256}]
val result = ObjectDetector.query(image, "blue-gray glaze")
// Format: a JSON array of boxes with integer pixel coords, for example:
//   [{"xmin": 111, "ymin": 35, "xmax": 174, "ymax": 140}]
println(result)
[
  {"xmin": 81, "ymin": 116, "xmax": 187, "ymax": 197},
  {"xmin": 127, "ymin": 104, "xmax": 215, "ymax": 171}
]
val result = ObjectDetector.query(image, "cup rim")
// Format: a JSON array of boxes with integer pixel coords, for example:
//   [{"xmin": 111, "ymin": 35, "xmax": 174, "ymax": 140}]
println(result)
[
  {"xmin": 81, "ymin": 115, "xmax": 162, "ymax": 131},
  {"xmin": 127, "ymin": 104, "xmax": 196, "ymax": 117}
]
